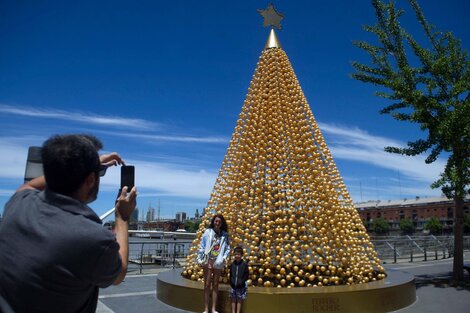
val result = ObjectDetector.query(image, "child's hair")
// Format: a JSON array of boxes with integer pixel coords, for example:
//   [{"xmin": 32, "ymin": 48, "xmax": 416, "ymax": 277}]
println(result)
[{"xmin": 233, "ymin": 246, "xmax": 244, "ymax": 255}]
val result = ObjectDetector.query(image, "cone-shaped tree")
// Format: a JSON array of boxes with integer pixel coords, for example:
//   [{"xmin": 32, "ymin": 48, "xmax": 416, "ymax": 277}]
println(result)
[{"xmin": 182, "ymin": 32, "xmax": 386, "ymax": 287}]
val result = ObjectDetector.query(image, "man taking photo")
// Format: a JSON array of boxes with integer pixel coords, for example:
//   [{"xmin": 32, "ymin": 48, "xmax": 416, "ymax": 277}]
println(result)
[{"xmin": 0, "ymin": 134, "xmax": 137, "ymax": 313}]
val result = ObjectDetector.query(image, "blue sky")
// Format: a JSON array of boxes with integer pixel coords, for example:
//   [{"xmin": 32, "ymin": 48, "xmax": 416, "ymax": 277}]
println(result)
[{"xmin": 1, "ymin": 0, "xmax": 469, "ymax": 220}]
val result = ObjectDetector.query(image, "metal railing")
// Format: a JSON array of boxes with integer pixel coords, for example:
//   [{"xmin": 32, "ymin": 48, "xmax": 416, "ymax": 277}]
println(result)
[
  {"xmin": 370, "ymin": 235, "xmax": 470, "ymax": 263},
  {"xmin": 128, "ymin": 240, "xmax": 193, "ymax": 274},
  {"xmin": 125, "ymin": 236, "xmax": 470, "ymax": 274}
]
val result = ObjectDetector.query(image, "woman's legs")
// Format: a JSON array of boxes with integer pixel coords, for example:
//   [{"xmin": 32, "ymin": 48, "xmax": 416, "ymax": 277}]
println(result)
[
  {"xmin": 211, "ymin": 269, "xmax": 222, "ymax": 312},
  {"xmin": 203, "ymin": 266, "xmax": 211, "ymax": 313},
  {"xmin": 231, "ymin": 299, "xmax": 236, "ymax": 313}
]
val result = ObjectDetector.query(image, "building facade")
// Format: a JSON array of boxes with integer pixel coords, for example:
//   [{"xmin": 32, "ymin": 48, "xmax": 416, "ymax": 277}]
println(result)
[
  {"xmin": 355, "ymin": 196, "xmax": 470, "ymax": 232},
  {"xmin": 175, "ymin": 211, "xmax": 187, "ymax": 222},
  {"xmin": 146, "ymin": 207, "xmax": 155, "ymax": 222}
]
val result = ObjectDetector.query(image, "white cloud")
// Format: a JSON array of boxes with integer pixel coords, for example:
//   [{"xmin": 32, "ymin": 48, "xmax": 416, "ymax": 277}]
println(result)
[
  {"xmin": 96, "ymin": 130, "xmax": 229, "ymax": 144},
  {"xmin": 100, "ymin": 159, "xmax": 216, "ymax": 199},
  {"xmin": 318, "ymin": 122, "xmax": 446, "ymax": 183},
  {"xmin": 0, "ymin": 136, "xmax": 217, "ymax": 200},
  {"xmin": 0, "ymin": 104, "xmax": 228, "ymax": 144},
  {"xmin": 347, "ymin": 180, "xmax": 442, "ymax": 203},
  {"xmin": 0, "ymin": 104, "xmax": 157, "ymax": 130},
  {"xmin": 0, "ymin": 122, "xmax": 447, "ymax": 205}
]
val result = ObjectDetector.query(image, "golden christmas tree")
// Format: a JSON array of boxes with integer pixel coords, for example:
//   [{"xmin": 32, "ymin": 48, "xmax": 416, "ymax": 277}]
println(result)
[{"xmin": 182, "ymin": 5, "xmax": 386, "ymax": 288}]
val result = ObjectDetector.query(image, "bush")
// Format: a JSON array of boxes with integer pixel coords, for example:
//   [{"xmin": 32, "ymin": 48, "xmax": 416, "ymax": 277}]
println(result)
[
  {"xmin": 184, "ymin": 220, "xmax": 201, "ymax": 232},
  {"xmin": 425, "ymin": 217, "xmax": 443, "ymax": 235},
  {"xmin": 372, "ymin": 217, "xmax": 390, "ymax": 235},
  {"xmin": 399, "ymin": 218, "xmax": 415, "ymax": 235}
]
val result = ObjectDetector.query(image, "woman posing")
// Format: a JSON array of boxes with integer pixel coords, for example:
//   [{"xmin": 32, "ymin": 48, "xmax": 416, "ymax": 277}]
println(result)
[{"xmin": 197, "ymin": 214, "xmax": 230, "ymax": 313}]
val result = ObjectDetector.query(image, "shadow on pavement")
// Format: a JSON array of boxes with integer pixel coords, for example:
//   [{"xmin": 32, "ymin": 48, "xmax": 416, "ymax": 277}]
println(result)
[{"xmin": 414, "ymin": 271, "xmax": 470, "ymax": 291}]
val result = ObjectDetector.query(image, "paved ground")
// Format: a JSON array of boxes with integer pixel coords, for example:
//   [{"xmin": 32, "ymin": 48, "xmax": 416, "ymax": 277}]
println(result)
[{"xmin": 97, "ymin": 252, "xmax": 470, "ymax": 313}]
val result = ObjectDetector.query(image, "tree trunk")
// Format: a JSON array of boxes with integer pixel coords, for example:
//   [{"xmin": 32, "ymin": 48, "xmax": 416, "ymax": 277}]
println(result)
[{"xmin": 453, "ymin": 195, "xmax": 464, "ymax": 281}]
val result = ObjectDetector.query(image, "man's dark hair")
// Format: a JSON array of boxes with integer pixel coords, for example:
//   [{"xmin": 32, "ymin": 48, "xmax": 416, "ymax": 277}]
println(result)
[
  {"xmin": 41, "ymin": 134, "xmax": 102, "ymax": 195},
  {"xmin": 233, "ymin": 246, "xmax": 243, "ymax": 255},
  {"xmin": 78, "ymin": 134, "xmax": 103, "ymax": 150}
]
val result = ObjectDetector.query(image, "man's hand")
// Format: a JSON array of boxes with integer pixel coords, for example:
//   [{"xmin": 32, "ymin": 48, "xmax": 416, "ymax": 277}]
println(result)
[
  {"xmin": 100, "ymin": 152, "xmax": 125, "ymax": 168},
  {"xmin": 113, "ymin": 185, "xmax": 137, "ymax": 285},
  {"xmin": 115, "ymin": 186, "xmax": 137, "ymax": 221}
]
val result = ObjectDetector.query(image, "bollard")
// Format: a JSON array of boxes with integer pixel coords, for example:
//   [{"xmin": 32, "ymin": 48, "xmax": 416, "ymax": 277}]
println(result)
[
  {"xmin": 410, "ymin": 246, "xmax": 413, "ymax": 263},
  {"xmin": 140, "ymin": 242, "xmax": 144, "ymax": 274},
  {"xmin": 173, "ymin": 236, "xmax": 177, "ymax": 268},
  {"xmin": 435, "ymin": 248, "xmax": 438, "ymax": 260},
  {"xmin": 393, "ymin": 242, "xmax": 397, "ymax": 263},
  {"xmin": 424, "ymin": 246, "xmax": 427, "ymax": 261}
]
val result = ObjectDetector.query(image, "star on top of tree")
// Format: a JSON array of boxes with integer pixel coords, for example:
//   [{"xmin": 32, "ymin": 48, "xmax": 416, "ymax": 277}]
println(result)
[{"xmin": 258, "ymin": 3, "xmax": 284, "ymax": 29}]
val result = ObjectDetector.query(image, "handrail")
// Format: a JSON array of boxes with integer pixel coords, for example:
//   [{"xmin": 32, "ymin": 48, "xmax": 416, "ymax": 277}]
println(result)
[
  {"xmin": 406, "ymin": 235, "xmax": 424, "ymax": 253},
  {"xmin": 128, "ymin": 239, "xmax": 193, "ymax": 274}
]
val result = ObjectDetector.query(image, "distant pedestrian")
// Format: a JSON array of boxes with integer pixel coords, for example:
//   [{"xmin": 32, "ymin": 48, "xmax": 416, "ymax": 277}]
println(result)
[
  {"xmin": 229, "ymin": 246, "xmax": 249, "ymax": 313},
  {"xmin": 197, "ymin": 214, "xmax": 230, "ymax": 313},
  {"xmin": 0, "ymin": 134, "xmax": 137, "ymax": 313}
]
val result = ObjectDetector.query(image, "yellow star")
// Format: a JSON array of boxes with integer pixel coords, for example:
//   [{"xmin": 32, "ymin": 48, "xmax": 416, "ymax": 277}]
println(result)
[{"xmin": 257, "ymin": 3, "xmax": 284, "ymax": 30}]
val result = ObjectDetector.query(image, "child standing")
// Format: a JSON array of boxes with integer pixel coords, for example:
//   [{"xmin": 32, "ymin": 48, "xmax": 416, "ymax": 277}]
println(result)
[{"xmin": 229, "ymin": 246, "xmax": 249, "ymax": 313}]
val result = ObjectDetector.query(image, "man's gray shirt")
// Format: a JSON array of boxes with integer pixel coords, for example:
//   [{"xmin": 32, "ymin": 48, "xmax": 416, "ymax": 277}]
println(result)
[{"xmin": 0, "ymin": 189, "xmax": 121, "ymax": 313}]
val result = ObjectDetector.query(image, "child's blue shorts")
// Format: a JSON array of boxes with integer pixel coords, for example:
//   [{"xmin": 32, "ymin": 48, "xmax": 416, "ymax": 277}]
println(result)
[{"xmin": 229, "ymin": 287, "xmax": 247, "ymax": 300}]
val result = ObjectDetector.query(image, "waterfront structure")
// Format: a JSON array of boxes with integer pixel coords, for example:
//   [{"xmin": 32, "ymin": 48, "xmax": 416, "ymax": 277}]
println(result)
[{"xmin": 140, "ymin": 220, "xmax": 183, "ymax": 232}]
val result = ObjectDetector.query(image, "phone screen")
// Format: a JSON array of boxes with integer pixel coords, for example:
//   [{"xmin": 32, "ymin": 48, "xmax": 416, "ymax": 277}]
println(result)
[{"xmin": 120, "ymin": 165, "xmax": 135, "ymax": 191}]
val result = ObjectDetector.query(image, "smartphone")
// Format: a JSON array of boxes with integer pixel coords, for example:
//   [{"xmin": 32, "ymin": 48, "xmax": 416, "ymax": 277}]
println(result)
[{"xmin": 120, "ymin": 165, "xmax": 135, "ymax": 192}]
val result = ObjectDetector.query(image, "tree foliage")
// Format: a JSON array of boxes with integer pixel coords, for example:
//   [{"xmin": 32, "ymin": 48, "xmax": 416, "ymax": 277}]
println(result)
[
  {"xmin": 425, "ymin": 217, "xmax": 443, "ymax": 235},
  {"xmin": 352, "ymin": 0, "xmax": 470, "ymax": 281},
  {"xmin": 399, "ymin": 218, "xmax": 415, "ymax": 235},
  {"xmin": 372, "ymin": 217, "xmax": 390, "ymax": 234},
  {"xmin": 184, "ymin": 220, "xmax": 201, "ymax": 233}
]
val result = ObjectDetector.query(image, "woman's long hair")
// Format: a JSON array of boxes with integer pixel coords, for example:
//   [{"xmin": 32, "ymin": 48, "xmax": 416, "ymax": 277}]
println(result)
[{"xmin": 209, "ymin": 214, "xmax": 228, "ymax": 233}]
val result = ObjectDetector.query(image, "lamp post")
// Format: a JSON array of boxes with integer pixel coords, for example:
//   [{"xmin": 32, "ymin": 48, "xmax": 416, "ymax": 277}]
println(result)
[{"xmin": 173, "ymin": 234, "xmax": 177, "ymax": 268}]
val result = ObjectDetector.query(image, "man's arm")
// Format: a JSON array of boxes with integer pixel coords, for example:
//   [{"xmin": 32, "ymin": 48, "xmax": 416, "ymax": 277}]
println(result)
[
  {"xmin": 113, "ymin": 186, "xmax": 137, "ymax": 285},
  {"xmin": 17, "ymin": 176, "xmax": 46, "ymax": 192}
]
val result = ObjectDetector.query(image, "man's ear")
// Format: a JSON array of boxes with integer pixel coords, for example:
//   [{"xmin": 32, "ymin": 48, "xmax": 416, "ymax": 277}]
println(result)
[
  {"xmin": 84, "ymin": 172, "xmax": 97, "ymax": 188},
  {"xmin": 75, "ymin": 172, "xmax": 98, "ymax": 203}
]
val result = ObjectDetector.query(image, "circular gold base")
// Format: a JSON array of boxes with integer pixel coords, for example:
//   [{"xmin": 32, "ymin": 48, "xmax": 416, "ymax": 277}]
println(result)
[{"xmin": 157, "ymin": 269, "xmax": 415, "ymax": 313}]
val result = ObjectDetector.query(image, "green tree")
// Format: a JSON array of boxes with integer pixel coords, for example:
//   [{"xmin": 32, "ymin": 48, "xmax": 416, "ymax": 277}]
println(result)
[
  {"xmin": 372, "ymin": 217, "xmax": 390, "ymax": 235},
  {"xmin": 425, "ymin": 217, "xmax": 443, "ymax": 235},
  {"xmin": 184, "ymin": 220, "xmax": 201, "ymax": 233},
  {"xmin": 352, "ymin": 0, "xmax": 470, "ymax": 281},
  {"xmin": 399, "ymin": 218, "xmax": 415, "ymax": 235}
]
